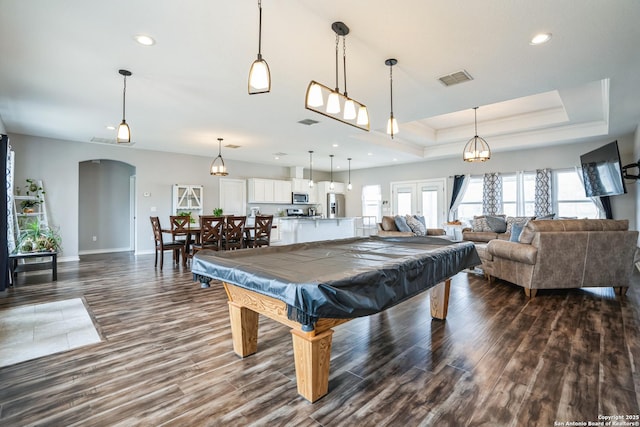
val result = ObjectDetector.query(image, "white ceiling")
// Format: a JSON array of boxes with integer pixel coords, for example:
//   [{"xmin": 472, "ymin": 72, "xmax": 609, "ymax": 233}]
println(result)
[{"xmin": 1, "ymin": 0, "xmax": 639, "ymax": 172}]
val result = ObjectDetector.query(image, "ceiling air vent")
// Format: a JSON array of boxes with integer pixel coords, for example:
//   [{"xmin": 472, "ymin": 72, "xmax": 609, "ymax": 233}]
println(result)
[
  {"xmin": 438, "ymin": 70, "xmax": 473, "ymax": 87},
  {"xmin": 90, "ymin": 137, "xmax": 116, "ymax": 144},
  {"xmin": 298, "ymin": 118, "xmax": 320, "ymax": 126}
]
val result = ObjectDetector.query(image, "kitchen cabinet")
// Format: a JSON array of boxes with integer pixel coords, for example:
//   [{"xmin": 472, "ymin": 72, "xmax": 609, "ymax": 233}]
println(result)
[
  {"xmin": 248, "ymin": 179, "xmax": 292, "ymax": 204},
  {"xmin": 172, "ymin": 184, "xmax": 203, "ymax": 217}
]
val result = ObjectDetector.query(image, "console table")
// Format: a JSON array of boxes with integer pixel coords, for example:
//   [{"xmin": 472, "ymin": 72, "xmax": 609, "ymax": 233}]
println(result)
[{"xmin": 9, "ymin": 251, "xmax": 58, "ymax": 285}]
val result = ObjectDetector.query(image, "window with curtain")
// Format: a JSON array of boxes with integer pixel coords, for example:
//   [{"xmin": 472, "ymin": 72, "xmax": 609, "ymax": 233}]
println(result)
[
  {"xmin": 554, "ymin": 169, "xmax": 599, "ymax": 218},
  {"xmin": 456, "ymin": 176, "xmax": 483, "ymax": 222}
]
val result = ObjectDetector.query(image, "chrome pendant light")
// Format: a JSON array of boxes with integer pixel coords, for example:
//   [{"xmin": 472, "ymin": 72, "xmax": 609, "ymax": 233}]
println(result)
[
  {"xmin": 329, "ymin": 154, "xmax": 335, "ymax": 190},
  {"xmin": 117, "ymin": 69, "xmax": 132, "ymax": 144},
  {"xmin": 463, "ymin": 107, "xmax": 491, "ymax": 162},
  {"xmin": 385, "ymin": 59, "xmax": 399, "ymax": 139},
  {"xmin": 308, "ymin": 150, "xmax": 314, "ymax": 188},
  {"xmin": 347, "ymin": 157, "xmax": 352, "ymax": 191},
  {"xmin": 210, "ymin": 138, "xmax": 229, "ymax": 176},
  {"xmin": 248, "ymin": 0, "xmax": 271, "ymax": 94},
  {"xmin": 305, "ymin": 21, "xmax": 369, "ymax": 131}
]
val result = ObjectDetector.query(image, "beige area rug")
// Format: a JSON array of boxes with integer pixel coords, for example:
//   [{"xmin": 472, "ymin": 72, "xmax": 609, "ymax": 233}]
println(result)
[{"xmin": 0, "ymin": 298, "xmax": 101, "ymax": 367}]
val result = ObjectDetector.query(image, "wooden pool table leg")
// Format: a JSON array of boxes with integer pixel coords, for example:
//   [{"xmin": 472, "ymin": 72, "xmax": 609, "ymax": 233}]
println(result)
[
  {"xmin": 228, "ymin": 301, "xmax": 259, "ymax": 357},
  {"xmin": 430, "ymin": 279, "xmax": 451, "ymax": 320},
  {"xmin": 290, "ymin": 328, "xmax": 334, "ymax": 403}
]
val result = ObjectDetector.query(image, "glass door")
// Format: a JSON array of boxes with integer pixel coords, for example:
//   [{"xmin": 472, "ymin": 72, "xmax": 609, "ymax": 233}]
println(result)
[{"xmin": 391, "ymin": 179, "xmax": 446, "ymax": 229}]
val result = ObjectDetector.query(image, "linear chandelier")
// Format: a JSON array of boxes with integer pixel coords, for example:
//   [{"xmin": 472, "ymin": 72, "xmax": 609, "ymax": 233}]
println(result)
[
  {"xmin": 305, "ymin": 21, "xmax": 369, "ymax": 131},
  {"xmin": 462, "ymin": 107, "xmax": 491, "ymax": 162}
]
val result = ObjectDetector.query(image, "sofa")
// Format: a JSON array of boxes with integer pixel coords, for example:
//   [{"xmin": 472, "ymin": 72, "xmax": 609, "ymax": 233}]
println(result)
[
  {"xmin": 462, "ymin": 215, "xmax": 534, "ymax": 243},
  {"xmin": 377, "ymin": 215, "xmax": 447, "ymax": 237},
  {"xmin": 483, "ymin": 219, "xmax": 638, "ymax": 297}
]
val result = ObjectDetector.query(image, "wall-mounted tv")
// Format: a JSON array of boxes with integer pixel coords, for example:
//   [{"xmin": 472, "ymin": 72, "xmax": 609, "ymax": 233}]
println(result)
[{"xmin": 580, "ymin": 140, "xmax": 627, "ymax": 197}]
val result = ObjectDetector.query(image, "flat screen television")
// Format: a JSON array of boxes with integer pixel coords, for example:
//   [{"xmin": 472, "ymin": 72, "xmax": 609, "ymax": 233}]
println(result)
[{"xmin": 580, "ymin": 141, "xmax": 627, "ymax": 197}]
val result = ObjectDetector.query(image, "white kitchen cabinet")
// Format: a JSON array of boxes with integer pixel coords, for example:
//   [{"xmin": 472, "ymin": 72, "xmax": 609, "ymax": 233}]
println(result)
[
  {"xmin": 172, "ymin": 184, "xmax": 203, "ymax": 217},
  {"xmin": 248, "ymin": 178, "xmax": 292, "ymax": 204}
]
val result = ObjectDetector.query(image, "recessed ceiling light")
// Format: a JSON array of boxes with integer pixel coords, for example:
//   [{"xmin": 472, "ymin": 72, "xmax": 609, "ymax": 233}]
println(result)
[
  {"xmin": 367, "ymin": 152, "xmax": 373, "ymax": 156},
  {"xmin": 106, "ymin": 125, "xmax": 115, "ymax": 130},
  {"xmin": 337, "ymin": 166, "xmax": 341, "ymax": 169},
  {"xmin": 134, "ymin": 34, "xmax": 155, "ymax": 46},
  {"xmin": 332, "ymin": 143, "xmax": 339, "ymax": 147},
  {"xmin": 530, "ymin": 33, "xmax": 552, "ymax": 45},
  {"xmin": 393, "ymin": 158, "xmax": 398, "ymax": 161}
]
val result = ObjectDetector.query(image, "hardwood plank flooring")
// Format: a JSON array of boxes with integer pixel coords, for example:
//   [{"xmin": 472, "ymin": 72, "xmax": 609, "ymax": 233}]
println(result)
[{"xmin": 1, "ymin": 252, "xmax": 639, "ymax": 426}]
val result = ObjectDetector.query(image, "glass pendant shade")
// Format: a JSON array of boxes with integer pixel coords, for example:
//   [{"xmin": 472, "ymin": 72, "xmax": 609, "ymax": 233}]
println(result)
[
  {"xmin": 343, "ymin": 99, "xmax": 356, "ymax": 120},
  {"xmin": 387, "ymin": 116, "xmax": 399, "ymax": 136},
  {"xmin": 248, "ymin": 57, "xmax": 271, "ymax": 93},
  {"xmin": 117, "ymin": 121, "xmax": 130, "ymax": 143},
  {"xmin": 308, "ymin": 150, "xmax": 314, "ymax": 188},
  {"xmin": 357, "ymin": 105, "xmax": 369, "ymax": 125},
  {"xmin": 330, "ymin": 181, "xmax": 335, "ymax": 190},
  {"xmin": 306, "ymin": 83, "xmax": 324, "ymax": 107},
  {"xmin": 210, "ymin": 138, "xmax": 229, "ymax": 176},
  {"xmin": 326, "ymin": 91, "xmax": 341, "ymax": 114},
  {"xmin": 347, "ymin": 183, "xmax": 352, "ymax": 191},
  {"xmin": 347, "ymin": 157, "xmax": 352, "ymax": 191}
]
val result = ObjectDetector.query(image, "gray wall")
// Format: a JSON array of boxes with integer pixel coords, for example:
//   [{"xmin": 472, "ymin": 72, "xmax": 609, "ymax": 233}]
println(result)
[
  {"xmin": 336, "ymin": 134, "xmax": 637, "ymax": 228},
  {"xmin": 78, "ymin": 160, "xmax": 135, "ymax": 253},
  {"xmin": 10, "ymin": 131, "xmax": 638, "ymax": 261}
]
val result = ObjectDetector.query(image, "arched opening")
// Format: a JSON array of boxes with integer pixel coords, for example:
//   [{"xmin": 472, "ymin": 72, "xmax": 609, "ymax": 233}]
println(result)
[{"xmin": 78, "ymin": 159, "xmax": 136, "ymax": 255}]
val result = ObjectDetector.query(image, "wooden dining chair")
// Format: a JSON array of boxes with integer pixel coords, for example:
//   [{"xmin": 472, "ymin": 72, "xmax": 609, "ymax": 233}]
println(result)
[
  {"xmin": 223, "ymin": 216, "xmax": 247, "ymax": 250},
  {"xmin": 170, "ymin": 215, "xmax": 193, "ymax": 259},
  {"xmin": 192, "ymin": 216, "xmax": 225, "ymax": 255},
  {"xmin": 150, "ymin": 216, "xmax": 186, "ymax": 269},
  {"xmin": 245, "ymin": 215, "xmax": 274, "ymax": 248}
]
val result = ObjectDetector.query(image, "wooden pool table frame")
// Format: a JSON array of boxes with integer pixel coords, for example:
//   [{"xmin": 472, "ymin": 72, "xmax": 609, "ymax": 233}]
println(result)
[{"xmin": 222, "ymin": 278, "xmax": 451, "ymax": 403}]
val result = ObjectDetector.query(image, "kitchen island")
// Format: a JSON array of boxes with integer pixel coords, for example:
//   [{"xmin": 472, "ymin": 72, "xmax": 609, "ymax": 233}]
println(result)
[{"xmin": 277, "ymin": 217, "xmax": 356, "ymax": 245}]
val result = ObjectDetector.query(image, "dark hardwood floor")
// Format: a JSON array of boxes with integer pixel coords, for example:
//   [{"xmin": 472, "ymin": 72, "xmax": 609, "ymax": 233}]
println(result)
[{"xmin": 1, "ymin": 252, "xmax": 639, "ymax": 426}]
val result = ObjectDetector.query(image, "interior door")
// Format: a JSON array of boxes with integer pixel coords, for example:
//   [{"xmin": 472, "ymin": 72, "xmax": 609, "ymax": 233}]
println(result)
[
  {"xmin": 391, "ymin": 179, "xmax": 446, "ymax": 229},
  {"xmin": 219, "ymin": 178, "xmax": 246, "ymax": 216}
]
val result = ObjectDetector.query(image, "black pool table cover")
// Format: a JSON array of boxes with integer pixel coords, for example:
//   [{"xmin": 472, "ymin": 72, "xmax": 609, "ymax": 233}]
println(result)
[{"xmin": 192, "ymin": 236, "xmax": 481, "ymax": 327}]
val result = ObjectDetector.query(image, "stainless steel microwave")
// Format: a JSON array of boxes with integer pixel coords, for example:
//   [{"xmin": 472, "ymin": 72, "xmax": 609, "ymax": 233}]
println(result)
[{"xmin": 292, "ymin": 192, "xmax": 309, "ymax": 204}]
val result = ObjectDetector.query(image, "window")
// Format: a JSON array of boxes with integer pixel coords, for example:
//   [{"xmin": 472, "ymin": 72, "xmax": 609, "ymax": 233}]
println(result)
[
  {"xmin": 456, "ymin": 176, "xmax": 483, "ymax": 222},
  {"xmin": 554, "ymin": 169, "xmax": 599, "ymax": 218},
  {"xmin": 362, "ymin": 185, "xmax": 382, "ymax": 222}
]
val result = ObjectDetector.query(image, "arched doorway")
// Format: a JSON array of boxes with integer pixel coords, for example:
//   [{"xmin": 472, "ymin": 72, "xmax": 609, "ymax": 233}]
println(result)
[{"xmin": 78, "ymin": 159, "xmax": 136, "ymax": 255}]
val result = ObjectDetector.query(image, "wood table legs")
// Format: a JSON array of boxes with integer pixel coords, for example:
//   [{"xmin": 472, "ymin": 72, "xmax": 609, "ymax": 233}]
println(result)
[
  {"xmin": 430, "ymin": 279, "xmax": 451, "ymax": 320},
  {"xmin": 291, "ymin": 329, "xmax": 334, "ymax": 402}
]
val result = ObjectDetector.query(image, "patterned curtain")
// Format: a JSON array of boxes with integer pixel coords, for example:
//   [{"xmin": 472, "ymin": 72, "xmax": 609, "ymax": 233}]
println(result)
[
  {"xmin": 534, "ymin": 168, "xmax": 553, "ymax": 216},
  {"xmin": 482, "ymin": 173, "xmax": 502, "ymax": 215},
  {"xmin": 2, "ymin": 135, "xmax": 10, "ymax": 291}
]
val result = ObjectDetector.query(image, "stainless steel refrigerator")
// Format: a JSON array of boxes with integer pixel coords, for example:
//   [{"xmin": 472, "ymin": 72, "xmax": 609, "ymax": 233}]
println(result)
[{"xmin": 327, "ymin": 193, "xmax": 345, "ymax": 218}]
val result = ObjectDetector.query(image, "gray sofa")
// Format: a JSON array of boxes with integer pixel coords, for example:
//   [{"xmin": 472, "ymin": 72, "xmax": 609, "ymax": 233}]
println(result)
[{"xmin": 483, "ymin": 219, "xmax": 638, "ymax": 297}]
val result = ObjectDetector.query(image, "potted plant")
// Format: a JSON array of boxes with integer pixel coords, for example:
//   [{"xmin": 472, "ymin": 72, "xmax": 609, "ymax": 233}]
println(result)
[
  {"xmin": 213, "ymin": 208, "xmax": 223, "ymax": 216},
  {"xmin": 16, "ymin": 218, "xmax": 62, "ymax": 253},
  {"xmin": 178, "ymin": 211, "xmax": 195, "ymax": 223},
  {"xmin": 20, "ymin": 178, "xmax": 45, "ymax": 213}
]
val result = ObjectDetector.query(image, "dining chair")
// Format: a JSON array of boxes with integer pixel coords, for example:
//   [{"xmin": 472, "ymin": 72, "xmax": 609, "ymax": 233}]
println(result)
[
  {"xmin": 192, "ymin": 215, "xmax": 225, "ymax": 255},
  {"xmin": 150, "ymin": 216, "xmax": 186, "ymax": 269},
  {"xmin": 245, "ymin": 215, "xmax": 274, "ymax": 248},
  {"xmin": 223, "ymin": 216, "xmax": 247, "ymax": 250},
  {"xmin": 170, "ymin": 215, "xmax": 193, "ymax": 259}
]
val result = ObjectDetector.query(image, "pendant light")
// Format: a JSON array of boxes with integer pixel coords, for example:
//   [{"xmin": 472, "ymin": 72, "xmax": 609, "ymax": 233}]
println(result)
[
  {"xmin": 385, "ymin": 59, "xmax": 399, "ymax": 139},
  {"xmin": 248, "ymin": 0, "xmax": 271, "ymax": 94},
  {"xmin": 210, "ymin": 138, "xmax": 229, "ymax": 176},
  {"xmin": 329, "ymin": 154, "xmax": 335, "ymax": 190},
  {"xmin": 117, "ymin": 69, "xmax": 132, "ymax": 144},
  {"xmin": 347, "ymin": 157, "xmax": 352, "ymax": 191},
  {"xmin": 305, "ymin": 21, "xmax": 369, "ymax": 131},
  {"xmin": 462, "ymin": 107, "xmax": 491, "ymax": 162},
  {"xmin": 308, "ymin": 150, "xmax": 314, "ymax": 188}
]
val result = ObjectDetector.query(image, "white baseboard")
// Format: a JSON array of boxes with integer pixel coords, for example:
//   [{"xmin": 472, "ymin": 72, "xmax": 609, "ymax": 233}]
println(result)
[{"xmin": 78, "ymin": 247, "xmax": 132, "ymax": 256}]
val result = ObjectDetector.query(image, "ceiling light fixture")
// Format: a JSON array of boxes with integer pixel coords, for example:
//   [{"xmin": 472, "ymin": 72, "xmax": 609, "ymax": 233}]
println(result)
[
  {"xmin": 463, "ymin": 107, "xmax": 491, "ymax": 162},
  {"xmin": 308, "ymin": 150, "xmax": 314, "ymax": 188},
  {"xmin": 248, "ymin": 0, "xmax": 271, "ymax": 94},
  {"xmin": 134, "ymin": 34, "xmax": 155, "ymax": 46},
  {"xmin": 385, "ymin": 58, "xmax": 399, "ymax": 139},
  {"xmin": 117, "ymin": 69, "xmax": 133, "ymax": 144},
  {"xmin": 210, "ymin": 138, "xmax": 229, "ymax": 176},
  {"xmin": 530, "ymin": 33, "xmax": 552, "ymax": 45},
  {"xmin": 329, "ymin": 154, "xmax": 335, "ymax": 190},
  {"xmin": 347, "ymin": 157, "xmax": 352, "ymax": 191},
  {"xmin": 305, "ymin": 22, "xmax": 369, "ymax": 131}
]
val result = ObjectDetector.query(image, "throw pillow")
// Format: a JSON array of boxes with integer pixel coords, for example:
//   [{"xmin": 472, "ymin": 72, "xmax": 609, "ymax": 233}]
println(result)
[
  {"xmin": 473, "ymin": 215, "xmax": 506, "ymax": 232},
  {"xmin": 394, "ymin": 215, "xmax": 412, "ymax": 232},
  {"xmin": 405, "ymin": 214, "xmax": 427, "ymax": 236},
  {"xmin": 413, "ymin": 215, "xmax": 426, "ymax": 227},
  {"xmin": 381, "ymin": 215, "xmax": 398, "ymax": 231},
  {"xmin": 506, "ymin": 216, "xmax": 533, "ymax": 234},
  {"xmin": 509, "ymin": 224, "xmax": 524, "ymax": 242},
  {"xmin": 485, "ymin": 215, "xmax": 507, "ymax": 233}
]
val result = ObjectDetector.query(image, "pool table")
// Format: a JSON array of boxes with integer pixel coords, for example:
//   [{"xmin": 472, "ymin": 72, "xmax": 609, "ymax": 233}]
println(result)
[{"xmin": 192, "ymin": 236, "xmax": 480, "ymax": 402}]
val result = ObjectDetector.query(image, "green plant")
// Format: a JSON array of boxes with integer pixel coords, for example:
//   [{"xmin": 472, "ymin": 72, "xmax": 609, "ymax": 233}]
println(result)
[
  {"xmin": 20, "ymin": 178, "xmax": 45, "ymax": 209},
  {"xmin": 16, "ymin": 218, "xmax": 62, "ymax": 253},
  {"xmin": 213, "ymin": 208, "xmax": 223, "ymax": 216},
  {"xmin": 178, "ymin": 211, "xmax": 195, "ymax": 223}
]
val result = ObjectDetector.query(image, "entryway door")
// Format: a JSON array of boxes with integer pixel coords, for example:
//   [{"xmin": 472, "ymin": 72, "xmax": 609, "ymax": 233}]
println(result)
[{"xmin": 391, "ymin": 179, "xmax": 446, "ymax": 229}]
